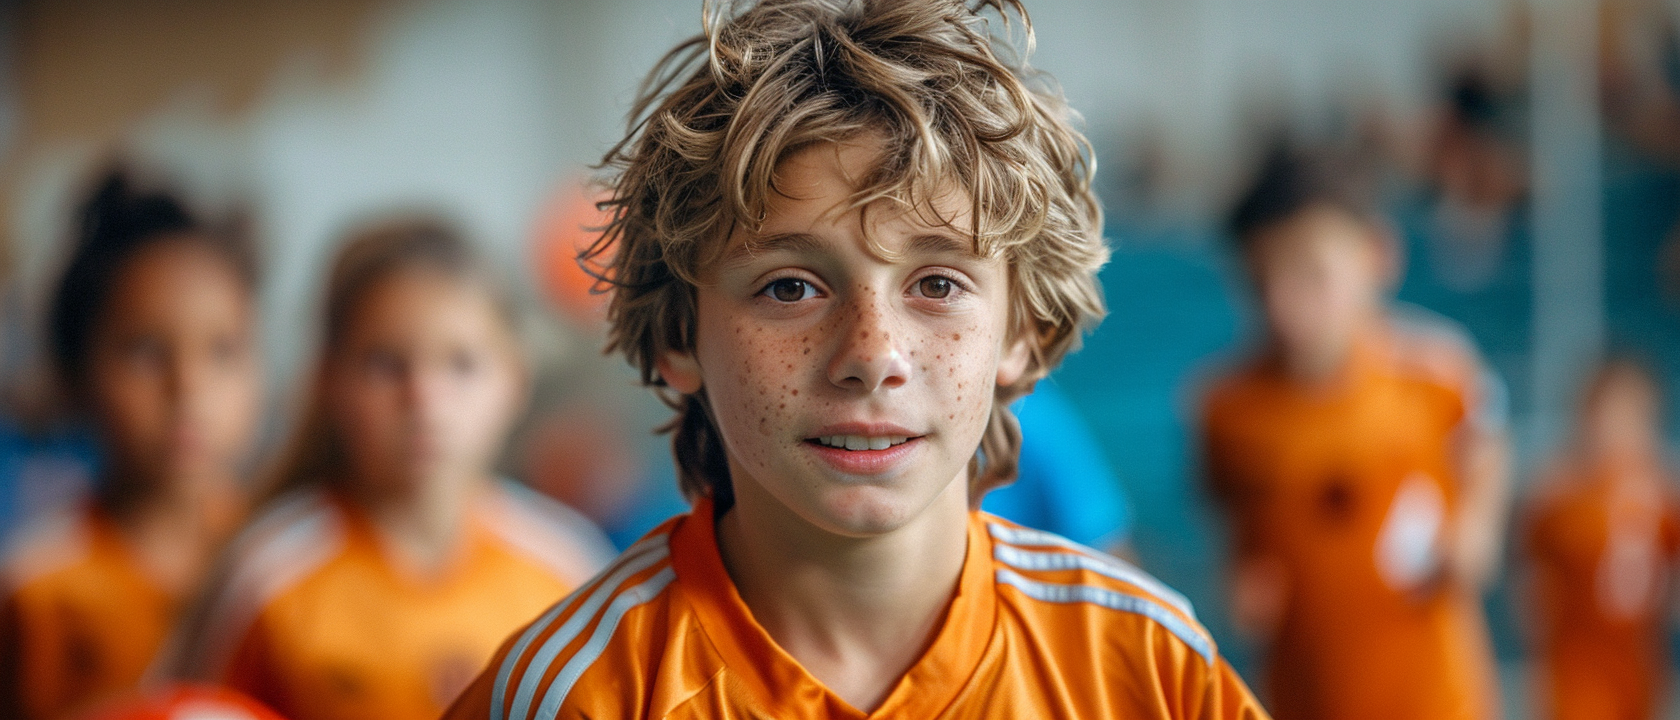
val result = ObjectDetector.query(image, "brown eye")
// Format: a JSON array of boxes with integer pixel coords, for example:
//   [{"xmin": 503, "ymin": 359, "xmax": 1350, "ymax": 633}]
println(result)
[
  {"xmin": 918, "ymin": 276, "xmax": 953, "ymax": 299},
  {"xmin": 766, "ymin": 278, "xmax": 812, "ymax": 302}
]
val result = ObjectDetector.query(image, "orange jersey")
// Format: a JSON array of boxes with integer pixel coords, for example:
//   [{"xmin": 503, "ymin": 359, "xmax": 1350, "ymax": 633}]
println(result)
[
  {"xmin": 189, "ymin": 482, "xmax": 611, "ymax": 720},
  {"xmin": 0, "ymin": 506, "xmax": 179, "ymax": 720},
  {"xmin": 444, "ymin": 496, "xmax": 1267, "ymax": 720},
  {"xmin": 1523, "ymin": 459, "xmax": 1680, "ymax": 720},
  {"xmin": 1200, "ymin": 314, "xmax": 1502, "ymax": 720}
]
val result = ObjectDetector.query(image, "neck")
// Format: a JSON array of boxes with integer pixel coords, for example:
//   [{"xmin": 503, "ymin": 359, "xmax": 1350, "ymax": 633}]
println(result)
[
  {"xmin": 1270, "ymin": 346, "xmax": 1350, "ymax": 390},
  {"xmin": 1273, "ymin": 323, "xmax": 1377, "ymax": 390},
  {"xmin": 100, "ymin": 466, "xmax": 238, "ymax": 594},
  {"xmin": 716, "ymin": 475, "xmax": 970, "ymax": 712},
  {"xmin": 355, "ymin": 470, "xmax": 487, "ymax": 577}
]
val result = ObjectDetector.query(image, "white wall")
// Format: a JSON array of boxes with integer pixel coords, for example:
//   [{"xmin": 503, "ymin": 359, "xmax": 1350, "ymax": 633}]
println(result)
[{"xmin": 4, "ymin": 0, "xmax": 1511, "ymax": 383}]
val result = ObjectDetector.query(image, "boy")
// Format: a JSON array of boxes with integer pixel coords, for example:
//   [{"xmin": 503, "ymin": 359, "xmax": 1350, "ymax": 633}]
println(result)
[
  {"xmin": 446, "ymin": 0, "xmax": 1267, "ymax": 718},
  {"xmin": 1200, "ymin": 146, "xmax": 1511, "ymax": 720}
]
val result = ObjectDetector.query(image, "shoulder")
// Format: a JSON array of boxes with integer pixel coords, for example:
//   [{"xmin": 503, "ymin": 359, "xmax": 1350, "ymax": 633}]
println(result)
[
  {"xmin": 191, "ymin": 489, "xmax": 346, "ymax": 674},
  {"xmin": 1385, "ymin": 305, "xmax": 1506, "ymax": 428},
  {"xmin": 482, "ymin": 481, "xmax": 616, "ymax": 583},
  {"xmin": 218, "ymin": 489, "xmax": 345, "ymax": 581},
  {"xmin": 1382, "ymin": 306, "xmax": 1489, "ymax": 388},
  {"xmin": 481, "ymin": 522, "xmax": 682, "ymax": 720},
  {"xmin": 0, "ymin": 506, "xmax": 95, "ymax": 597},
  {"xmin": 983, "ymin": 516, "xmax": 1216, "ymax": 667},
  {"xmin": 1385, "ymin": 304, "xmax": 1480, "ymax": 361}
]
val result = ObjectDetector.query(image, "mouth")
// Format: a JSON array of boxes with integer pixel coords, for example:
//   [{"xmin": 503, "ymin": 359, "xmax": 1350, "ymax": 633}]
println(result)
[
  {"xmin": 807, "ymin": 435, "xmax": 915, "ymax": 451},
  {"xmin": 801, "ymin": 426, "xmax": 925, "ymax": 476}
]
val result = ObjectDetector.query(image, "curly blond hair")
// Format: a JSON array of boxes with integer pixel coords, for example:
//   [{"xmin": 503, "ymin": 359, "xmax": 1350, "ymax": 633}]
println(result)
[{"xmin": 587, "ymin": 0, "xmax": 1107, "ymax": 508}]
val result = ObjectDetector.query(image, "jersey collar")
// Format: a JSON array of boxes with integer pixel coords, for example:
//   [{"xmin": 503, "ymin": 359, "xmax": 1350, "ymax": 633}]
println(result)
[{"xmin": 670, "ymin": 496, "xmax": 998, "ymax": 718}]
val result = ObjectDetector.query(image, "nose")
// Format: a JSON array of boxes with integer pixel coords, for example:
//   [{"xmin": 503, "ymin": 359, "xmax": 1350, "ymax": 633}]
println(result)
[
  {"xmin": 827, "ymin": 289, "xmax": 913, "ymax": 392},
  {"xmin": 403, "ymin": 364, "xmax": 452, "ymax": 425},
  {"xmin": 164, "ymin": 348, "xmax": 203, "ymax": 418},
  {"xmin": 162, "ymin": 348, "xmax": 184, "ymax": 394}
]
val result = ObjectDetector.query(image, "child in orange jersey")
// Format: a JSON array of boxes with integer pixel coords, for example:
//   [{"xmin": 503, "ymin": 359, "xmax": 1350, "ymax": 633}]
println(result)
[
  {"xmin": 445, "ymin": 1, "xmax": 1267, "ymax": 719},
  {"xmin": 1523, "ymin": 358, "xmax": 1680, "ymax": 720},
  {"xmin": 0, "ymin": 171, "xmax": 264, "ymax": 719},
  {"xmin": 170, "ymin": 219, "xmax": 613, "ymax": 720},
  {"xmin": 1200, "ymin": 146, "xmax": 1512, "ymax": 720}
]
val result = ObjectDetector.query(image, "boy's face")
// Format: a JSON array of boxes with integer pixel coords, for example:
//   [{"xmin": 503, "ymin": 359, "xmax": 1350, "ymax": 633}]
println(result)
[
  {"xmin": 659, "ymin": 138, "xmax": 1031, "ymax": 537},
  {"xmin": 1245, "ymin": 205, "xmax": 1391, "ymax": 380}
]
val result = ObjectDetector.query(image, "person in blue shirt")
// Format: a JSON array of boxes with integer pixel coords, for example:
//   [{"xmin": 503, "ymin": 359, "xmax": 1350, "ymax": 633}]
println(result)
[{"xmin": 982, "ymin": 380, "xmax": 1132, "ymax": 551}]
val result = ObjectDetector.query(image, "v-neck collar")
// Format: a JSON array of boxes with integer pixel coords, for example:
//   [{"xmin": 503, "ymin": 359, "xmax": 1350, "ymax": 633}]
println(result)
[{"xmin": 670, "ymin": 497, "xmax": 997, "ymax": 718}]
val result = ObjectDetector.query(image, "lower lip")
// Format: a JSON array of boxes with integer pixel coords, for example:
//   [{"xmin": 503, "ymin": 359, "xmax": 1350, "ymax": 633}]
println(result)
[{"xmin": 804, "ymin": 437, "xmax": 923, "ymax": 476}]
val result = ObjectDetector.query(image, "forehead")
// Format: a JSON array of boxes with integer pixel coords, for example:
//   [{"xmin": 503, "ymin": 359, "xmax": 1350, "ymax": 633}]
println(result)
[
  {"xmin": 119, "ymin": 234, "xmax": 234, "ymax": 277},
  {"xmin": 1247, "ymin": 206, "xmax": 1376, "ymax": 266},
  {"xmin": 341, "ymin": 271, "xmax": 500, "ymax": 340},
  {"xmin": 106, "ymin": 238, "xmax": 249, "ymax": 308},
  {"xmin": 725, "ymin": 138, "xmax": 979, "ymax": 262}
]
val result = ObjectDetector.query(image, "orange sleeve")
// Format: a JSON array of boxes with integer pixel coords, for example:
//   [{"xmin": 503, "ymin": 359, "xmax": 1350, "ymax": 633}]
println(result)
[
  {"xmin": 1136, "ymin": 600, "xmax": 1270, "ymax": 720},
  {"xmin": 1154, "ymin": 622, "xmax": 1270, "ymax": 720},
  {"xmin": 1386, "ymin": 308, "xmax": 1506, "ymax": 435},
  {"xmin": 1198, "ymin": 656, "xmax": 1271, "ymax": 720}
]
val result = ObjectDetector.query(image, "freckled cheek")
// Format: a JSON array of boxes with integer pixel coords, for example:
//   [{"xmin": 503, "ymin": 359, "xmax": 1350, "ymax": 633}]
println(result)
[
  {"xmin": 910, "ymin": 325, "xmax": 997, "ymax": 431},
  {"xmin": 709, "ymin": 321, "xmax": 809, "ymax": 453}
]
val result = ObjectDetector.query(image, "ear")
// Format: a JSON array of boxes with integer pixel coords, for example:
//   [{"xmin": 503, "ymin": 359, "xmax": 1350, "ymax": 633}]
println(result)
[
  {"xmin": 656, "ymin": 349, "xmax": 704, "ymax": 394},
  {"xmin": 996, "ymin": 332, "xmax": 1035, "ymax": 389}
]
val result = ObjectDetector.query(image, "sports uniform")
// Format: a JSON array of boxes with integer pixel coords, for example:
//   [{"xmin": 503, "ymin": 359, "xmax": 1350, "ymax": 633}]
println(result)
[
  {"xmin": 0, "ymin": 505, "xmax": 181, "ymax": 719},
  {"xmin": 1200, "ymin": 312, "xmax": 1504, "ymax": 720},
  {"xmin": 1525, "ymin": 457, "xmax": 1680, "ymax": 720},
  {"xmin": 444, "ymin": 496, "xmax": 1266, "ymax": 720},
  {"xmin": 188, "ymin": 482, "xmax": 611, "ymax": 720}
]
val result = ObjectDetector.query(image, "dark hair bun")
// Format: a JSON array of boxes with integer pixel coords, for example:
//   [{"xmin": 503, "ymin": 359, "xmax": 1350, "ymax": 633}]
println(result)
[{"xmin": 49, "ymin": 167, "xmax": 256, "ymax": 385}]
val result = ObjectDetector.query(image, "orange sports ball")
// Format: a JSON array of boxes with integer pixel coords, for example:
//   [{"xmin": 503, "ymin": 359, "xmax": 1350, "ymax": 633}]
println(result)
[
  {"xmin": 534, "ymin": 180, "xmax": 614, "ymax": 326},
  {"xmin": 76, "ymin": 684, "xmax": 287, "ymax": 720}
]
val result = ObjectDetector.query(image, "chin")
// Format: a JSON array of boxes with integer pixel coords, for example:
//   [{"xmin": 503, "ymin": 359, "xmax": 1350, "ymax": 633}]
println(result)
[
  {"xmin": 733, "ymin": 450, "xmax": 968, "ymax": 537},
  {"xmin": 800, "ymin": 484, "xmax": 938, "ymax": 537}
]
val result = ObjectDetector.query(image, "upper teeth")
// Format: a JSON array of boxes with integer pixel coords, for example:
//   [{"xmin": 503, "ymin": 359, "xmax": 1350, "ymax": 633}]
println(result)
[{"xmin": 816, "ymin": 435, "xmax": 910, "ymax": 451}]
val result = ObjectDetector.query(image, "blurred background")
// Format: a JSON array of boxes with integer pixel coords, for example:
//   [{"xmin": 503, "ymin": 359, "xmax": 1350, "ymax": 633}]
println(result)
[{"xmin": 1, "ymin": 0, "xmax": 1676, "ymax": 717}]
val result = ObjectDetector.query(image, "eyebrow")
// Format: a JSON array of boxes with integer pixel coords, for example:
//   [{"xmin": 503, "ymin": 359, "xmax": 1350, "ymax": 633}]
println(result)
[
  {"xmin": 902, "ymin": 232, "xmax": 979, "ymax": 257},
  {"xmin": 722, "ymin": 232, "xmax": 825, "ymax": 265},
  {"xmin": 722, "ymin": 230, "xmax": 980, "ymax": 267}
]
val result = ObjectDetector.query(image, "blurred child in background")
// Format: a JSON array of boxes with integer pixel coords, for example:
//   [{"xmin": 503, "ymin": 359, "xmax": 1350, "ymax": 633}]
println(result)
[
  {"xmin": 0, "ymin": 171, "xmax": 264, "ymax": 719},
  {"xmin": 1201, "ymin": 146, "xmax": 1511, "ymax": 720},
  {"xmin": 171, "ymin": 219, "xmax": 612, "ymax": 720},
  {"xmin": 1522, "ymin": 358, "xmax": 1680, "ymax": 720}
]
